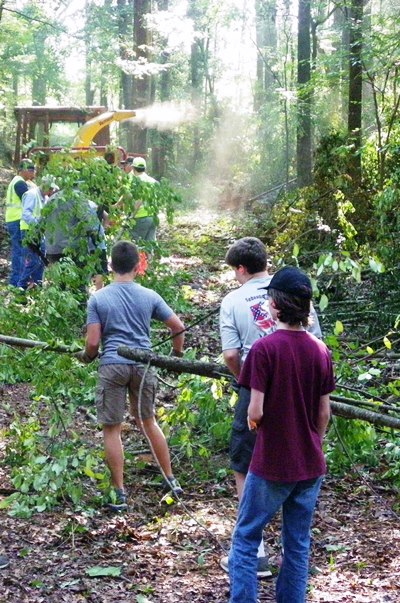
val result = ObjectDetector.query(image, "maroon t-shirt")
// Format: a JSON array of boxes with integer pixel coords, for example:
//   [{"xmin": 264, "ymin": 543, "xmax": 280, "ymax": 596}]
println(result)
[{"xmin": 239, "ymin": 329, "xmax": 335, "ymax": 482}]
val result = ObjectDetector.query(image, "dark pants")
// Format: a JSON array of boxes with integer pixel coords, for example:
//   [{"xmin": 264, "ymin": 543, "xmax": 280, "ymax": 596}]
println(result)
[
  {"xmin": 17, "ymin": 233, "xmax": 45, "ymax": 289},
  {"xmin": 6, "ymin": 220, "xmax": 23, "ymax": 286}
]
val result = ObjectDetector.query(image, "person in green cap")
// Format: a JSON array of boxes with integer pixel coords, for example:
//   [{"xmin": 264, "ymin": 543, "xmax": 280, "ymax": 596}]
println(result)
[{"xmin": 129, "ymin": 157, "xmax": 158, "ymax": 242}]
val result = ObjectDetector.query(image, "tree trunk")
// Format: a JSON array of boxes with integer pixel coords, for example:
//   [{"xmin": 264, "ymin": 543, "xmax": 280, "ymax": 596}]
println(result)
[
  {"xmin": 297, "ymin": 0, "xmax": 312, "ymax": 187},
  {"xmin": 347, "ymin": 0, "xmax": 364, "ymax": 184},
  {"xmin": 117, "ymin": 0, "xmax": 135, "ymax": 150},
  {"xmin": 151, "ymin": 0, "xmax": 174, "ymax": 178},
  {"xmin": 84, "ymin": 1, "xmax": 95, "ymax": 106},
  {"xmin": 254, "ymin": 0, "xmax": 277, "ymax": 111},
  {"xmin": 132, "ymin": 0, "xmax": 152, "ymax": 154},
  {"xmin": 188, "ymin": 0, "xmax": 204, "ymax": 171},
  {"xmin": 333, "ymin": 5, "xmax": 350, "ymax": 124}
]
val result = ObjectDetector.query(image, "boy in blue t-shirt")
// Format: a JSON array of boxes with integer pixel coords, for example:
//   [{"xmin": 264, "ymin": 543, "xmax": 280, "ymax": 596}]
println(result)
[
  {"xmin": 228, "ymin": 266, "xmax": 335, "ymax": 603},
  {"xmin": 80, "ymin": 241, "xmax": 185, "ymax": 510}
]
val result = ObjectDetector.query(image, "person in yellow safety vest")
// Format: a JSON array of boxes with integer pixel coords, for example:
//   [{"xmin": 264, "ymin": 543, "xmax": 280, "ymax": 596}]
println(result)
[
  {"xmin": 5, "ymin": 159, "xmax": 36, "ymax": 286},
  {"xmin": 17, "ymin": 176, "xmax": 59, "ymax": 290},
  {"xmin": 129, "ymin": 157, "xmax": 158, "ymax": 242}
]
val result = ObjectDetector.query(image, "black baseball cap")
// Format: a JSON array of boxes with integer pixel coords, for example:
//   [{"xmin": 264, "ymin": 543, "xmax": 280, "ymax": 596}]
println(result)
[{"xmin": 267, "ymin": 266, "xmax": 313, "ymax": 299}]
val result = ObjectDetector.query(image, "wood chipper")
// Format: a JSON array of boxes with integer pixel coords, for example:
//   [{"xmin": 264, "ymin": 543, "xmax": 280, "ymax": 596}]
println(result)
[{"xmin": 14, "ymin": 106, "xmax": 141, "ymax": 165}]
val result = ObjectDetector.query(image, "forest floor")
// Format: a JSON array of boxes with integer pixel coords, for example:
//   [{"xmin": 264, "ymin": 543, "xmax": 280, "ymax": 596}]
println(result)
[{"xmin": 0, "ymin": 178, "xmax": 399, "ymax": 602}]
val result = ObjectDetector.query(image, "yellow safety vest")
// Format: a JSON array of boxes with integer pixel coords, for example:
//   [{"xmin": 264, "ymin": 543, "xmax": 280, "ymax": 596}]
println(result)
[
  {"xmin": 132, "ymin": 172, "xmax": 157, "ymax": 219},
  {"xmin": 5, "ymin": 175, "xmax": 25, "ymax": 223},
  {"xmin": 20, "ymin": 188, "xmax": 43, "ymax": 231}
]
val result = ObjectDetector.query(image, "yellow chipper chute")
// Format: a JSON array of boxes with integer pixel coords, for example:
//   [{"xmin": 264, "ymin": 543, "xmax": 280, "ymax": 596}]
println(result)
[{"xmin": 72, "ymin": 109, "xmax": 137, "ymax": 148}]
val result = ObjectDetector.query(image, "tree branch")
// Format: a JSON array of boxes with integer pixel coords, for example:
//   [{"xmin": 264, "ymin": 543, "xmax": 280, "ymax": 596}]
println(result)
[{"xmin": 117, "ymin": 347, "xmax": 400, "ymax": 430}]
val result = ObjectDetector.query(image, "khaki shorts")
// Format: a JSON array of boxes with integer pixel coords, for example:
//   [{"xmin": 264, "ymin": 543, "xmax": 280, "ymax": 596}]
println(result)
[{"xmin": 96, "ymin": 363, "xmax": 157, "ymax": 425}]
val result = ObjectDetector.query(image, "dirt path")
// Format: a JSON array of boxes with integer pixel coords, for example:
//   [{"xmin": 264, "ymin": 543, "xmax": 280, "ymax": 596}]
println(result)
[
  {"xmin": 0, "ymin": 384, "xmax": 399, "ymax": 603},
  {"xmin": 0, "ymin": 211, "xmax": 399, "ymax": 602}
]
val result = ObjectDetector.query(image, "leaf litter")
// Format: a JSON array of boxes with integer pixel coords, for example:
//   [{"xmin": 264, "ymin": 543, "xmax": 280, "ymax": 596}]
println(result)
[{"xmin": 0, "ymin": 212, "xmax": 399, "ymax": 602}]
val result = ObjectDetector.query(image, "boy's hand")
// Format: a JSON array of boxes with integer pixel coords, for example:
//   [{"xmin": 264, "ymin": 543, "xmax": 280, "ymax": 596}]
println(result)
[
  {"xmin": 75, "ymin": 350, "xmax": 98, "ymax": 364},
  {"xmin": 247, "ymin": 417, "xmax": 258, "ymax": 431}
]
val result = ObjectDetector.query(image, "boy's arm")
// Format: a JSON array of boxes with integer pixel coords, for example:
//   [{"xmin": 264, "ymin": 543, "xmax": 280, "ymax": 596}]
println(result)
[
  {"xmin": 83, "ymin": 323, "xmax": 101, "ymax": 361},
  {"xmin": 223, "ymin": 348, "xmax": 241, "ymax": 380},
  {"xmin": 164, "ymin": 313, "xmax": 185, "ymax": 356},
  {"xmin": 247, "ymin": 388, "xmax": 265, "ymax": 430},
  {"xmin": 317, "ymin": 394, "xmax": 331, "ymax": 441}
]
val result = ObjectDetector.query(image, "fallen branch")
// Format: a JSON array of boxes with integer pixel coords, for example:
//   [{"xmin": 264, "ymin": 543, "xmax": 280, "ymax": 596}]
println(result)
[
  {"xmin": 0, "ymin": 334, "xmax": 76, "ymax": 354},
  {"xmin": 329, "ymin": 400, "xmax": 400, "ymax": 429},
  {"xmin": 1, "ymin": 335, "xmax": 399, "ymax": 429},
  {"xmin": 117, "ymin": 347, "xmax": 400, "ymax": 430},
  {"xmin": 117, "ymin": 346, "xmax": 231, "ymax": 379}
]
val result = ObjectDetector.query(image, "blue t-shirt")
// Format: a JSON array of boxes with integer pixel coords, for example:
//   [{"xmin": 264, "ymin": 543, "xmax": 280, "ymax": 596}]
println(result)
[{"xmin": 87, "ymin": 281, "xmax": 173, "ymax": 365}]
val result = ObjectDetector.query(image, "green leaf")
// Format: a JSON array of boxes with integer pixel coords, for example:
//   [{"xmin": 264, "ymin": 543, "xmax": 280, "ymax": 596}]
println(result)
[
  {"xmin": 358, "ymin": 373, "xmax": 372, "ymax": 381},
  {"xmin": 369, "ymin": 368, "xmax": 381, "ymax": 376},
  {"xmin": 369, "ymin": 258, "xmax": 384, "ymax": 273},
  {"xmin": 292, "ymin": 243, "xmax": 299, "ymax": 258},
  {"xmin": 161, "ymin": 494, "xmax": 175, "ymax": 505},
  {"xmin": 333, "ymin": 321, "xmax": 344, "ymax": 335},
  {"xmin": 319, "ymin": 294, "xmax": 329, "ymax": 312},
  {"xmin": 366, "ymin": 346, "xmax": 374, "ymax": 355},
  {"xmin": 383, "ymin": 336, "xmax": 392, "ymax": 349},
  {"xmin": 86, "ymin": 566, "xmax": 122, "ymax": 578}
]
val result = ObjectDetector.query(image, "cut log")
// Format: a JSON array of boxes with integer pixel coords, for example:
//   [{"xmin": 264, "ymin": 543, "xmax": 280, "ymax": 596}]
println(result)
[{"xmin": 117, "ymin": 346, "xmax": 400, "ymax": 430}]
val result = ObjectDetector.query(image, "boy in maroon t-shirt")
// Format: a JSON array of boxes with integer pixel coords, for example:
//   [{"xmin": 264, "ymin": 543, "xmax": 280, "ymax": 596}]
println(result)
[{"xmin": 228, "ymin": 266, "xmax": 335, "ymax": 603}]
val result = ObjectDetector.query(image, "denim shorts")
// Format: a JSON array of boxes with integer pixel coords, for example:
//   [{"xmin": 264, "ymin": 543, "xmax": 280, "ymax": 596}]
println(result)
[
  {"xmin": 96, "ymin": 363, "xmax": 157, "ymax": 425},
  {"xmin": 229, "ymin": 386, "xmax": 256, "ymax": 474}
]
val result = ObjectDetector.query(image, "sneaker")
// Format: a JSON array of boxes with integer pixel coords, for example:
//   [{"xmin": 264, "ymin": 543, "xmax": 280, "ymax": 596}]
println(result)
[
  {"xmin": 256, "ymin": 556, "xmax": 272, "ymax": 578},
  {"xmin": 219, "ymin": 555, "xmax": 229, "ymax": 572},
  {"xmin": 219, "ymin": 555, "xmax": 272, "ymax": 579},
  {"xmin": 164, "ymin": 476, "xmax": 183, "ymax": 497},
  {"xmin": 0, "ymin": 555, "xmax": 9, "ymax": 570},
  {"xmin": 106, "ymin": 488, "xmax": 128, "ymax": 512}
]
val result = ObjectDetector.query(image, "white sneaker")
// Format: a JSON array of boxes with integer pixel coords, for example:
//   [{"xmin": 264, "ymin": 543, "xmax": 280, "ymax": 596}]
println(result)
[{"xmin": 219, "ymin": 555, "xmax": 272, "ymax": 579}]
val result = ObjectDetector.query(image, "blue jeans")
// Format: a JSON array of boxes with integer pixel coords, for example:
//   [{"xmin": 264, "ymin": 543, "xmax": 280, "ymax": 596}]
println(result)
[
  {"xmin": 17, "ymin": 232, "xmax": 45, "ymax": 289},
  {"xmin": 229, "ymin": 472, "xmax": 323, "ymax": 603},
  {"xmin": 5, "ymin": 220, "xmax": 23, "ymax": 286}
]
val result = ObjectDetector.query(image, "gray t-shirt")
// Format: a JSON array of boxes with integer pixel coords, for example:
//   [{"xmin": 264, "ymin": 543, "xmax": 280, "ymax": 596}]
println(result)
[
  {"xmin": 87, "ymin": 281, "xmax": 173, "ymax": 365},
  {"xmin": 220, "ymin": 275, "xmax": 322, "ymax": 363}
]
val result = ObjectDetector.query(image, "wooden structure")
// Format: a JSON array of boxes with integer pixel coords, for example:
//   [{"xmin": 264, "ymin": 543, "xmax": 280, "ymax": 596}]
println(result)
[{"xmin": 13, "ymin": 106, "xmax": 110, "ymax": 164}]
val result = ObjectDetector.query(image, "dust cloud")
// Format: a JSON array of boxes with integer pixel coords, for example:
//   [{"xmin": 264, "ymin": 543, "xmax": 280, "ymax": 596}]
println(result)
[{"xmin": 132, "ymin": 102, "xmax": 198, "ymax": 131}]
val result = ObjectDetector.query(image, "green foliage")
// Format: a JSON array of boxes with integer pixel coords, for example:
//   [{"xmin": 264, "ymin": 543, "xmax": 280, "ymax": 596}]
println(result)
[
  {"xmin": 159, "ymin": 371, "xmax": 234, "ymax": 460},
  {"xmin": 2, "ymin": 411, "xmax": 106, "ymax": 518},
  {"xmin": 40, "ymin": 153, "xmax": 182, "ymax": 225},
  {"xmin": 381, "ymin": 439, "xmax": 400, "ymax": 486},
  {"xmin": 325, "ymin": 417, "xmax": 379, "ymax": 474},
  {"xmin": 372, "ymin": 140, "xmax": 400, "ymax": 268}
]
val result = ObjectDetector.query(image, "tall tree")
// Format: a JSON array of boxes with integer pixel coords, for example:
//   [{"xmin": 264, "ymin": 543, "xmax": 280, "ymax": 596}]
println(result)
[
  {"xmin": 132, "ymin": 0, "xmax": 152, "ymax": 153},
  {"xmin": 151, "ymin": 0, "xmax": 173, "ymax": 178},
  {"xmin": 297, "ymin": 0, "xmax": 312, "ymax": 186},
  {"xmin": 187, "ymin": 0, "xmax": 205, "ymax": 171},
  {"xmin": 254, "ymin": 0, "xmax": 277, "ymax": 111},
  {"xmin": 347, "ymin": 0, "xmax": 364, "ymax": 183},
  {"xmin": 117, "ymin": 0, "xmax": 135, "ymax": 148}
]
